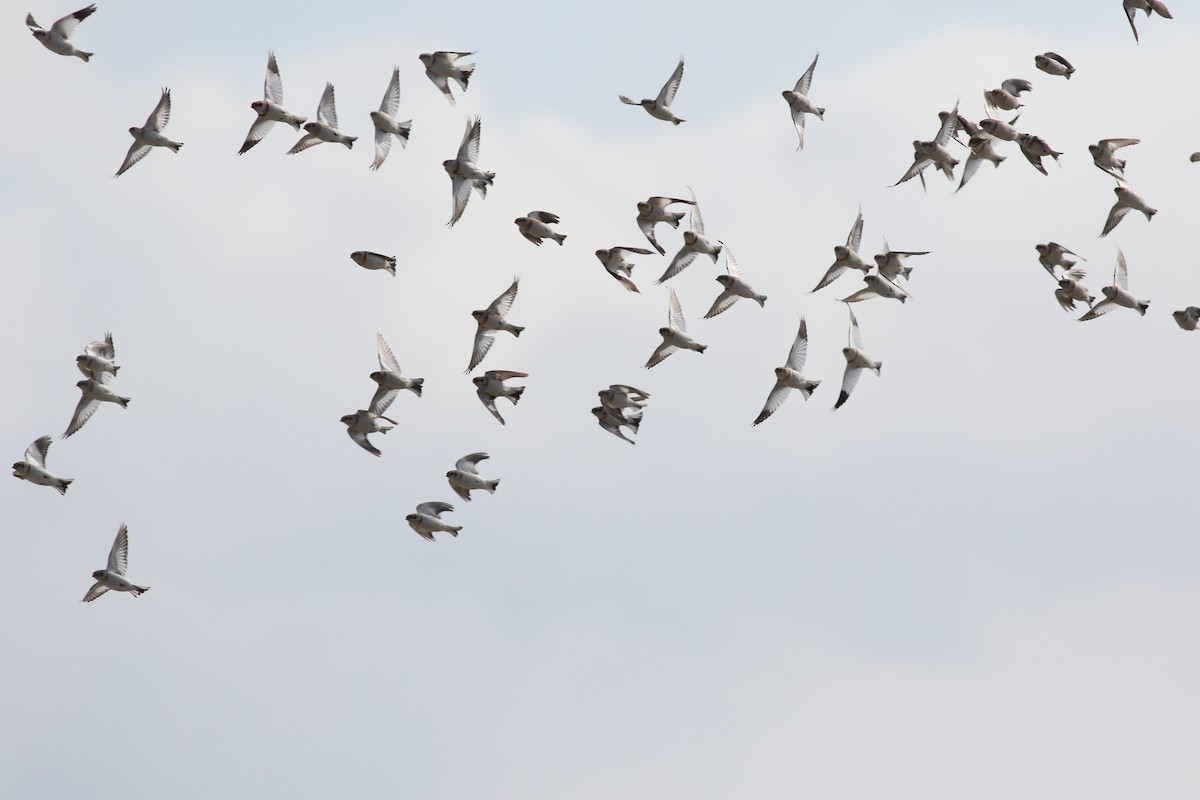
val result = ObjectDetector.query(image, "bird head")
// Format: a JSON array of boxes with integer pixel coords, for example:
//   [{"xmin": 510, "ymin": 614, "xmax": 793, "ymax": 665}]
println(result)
[
  {"xmin": 92, "ymin": 570, "xmax": 106, "ymax": 580},
  {"xmin": 716, "ymin": 275, "xmax": 734, "ymax": 287},
  {"xmin": 12, "ymin": 463, "xmax": 28, "ymax": 477},
  {"xmin": 472, "ymin": 377, "xmax": 486, "ymax": 388},
  {"xmin": 443, "ymin": 159, "xmax": 459, "ymax": 174},
  {"xmin": 774, "ymin": 368, "xmax": 789, "ymax": 380},
  {"xmin": 250, "ymin": 100, "xmax": 268, "ymax": 115},
  {"xmin": 340, "ymin": 414, "xmax": 355, "ymax": 426}
]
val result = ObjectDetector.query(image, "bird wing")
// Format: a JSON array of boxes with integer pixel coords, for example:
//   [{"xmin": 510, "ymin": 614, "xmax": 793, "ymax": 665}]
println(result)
[
  {"xmin": 846, "ymin": 207, "xmax": 864, "ymax": 252},
  {"xmin": 379, "ymin": 66, "xmax": 401, "ymax": 116},
  {"xmin": 637, "ymin": 216, "xmax": 665, "ymax": 255},
  {"xmin": 376, "ymin": 332, "xmax": 401, "ymax": 372},
  {"xmin": 239, "ymin": 117, "xmax": 276, "ymax": 155},
  {"xmin": 528, "ymin": 210, "xmax": 560, "ymax": 224},
  {"xmin": 264, "ymin": 51, "xmax": 284, "ymax": 103},
  {"xmin": 1115, "ymin": 248, "xmax": 1129, "ymax": 290},
  {"xmin": 934, "ymin": 101, "xmax": 960, "ymax": 147},
  {"xmin": 753, "ymin": 383, "xmax": 793, "ymax": 426},
  {"xmin": 1125, "ymin": 4, "xmax": 1140, "ymax": 42},
  {"xmin": 115, "ymin": 140, "xmax": 152, "ymax": 177},
  {"xmin": 25, "ymin": 435, "xmax": 52, "ymax": 468},
  {"xmin": 703, "ymin": 290, "xmax": 739, "ymax": 319},
  {"xmin": 286, "ymin": 133, "xmax": 323, "ymax": 155},
  {"xmin": 368, "ymin": 385, "xmax": 399, "ymax": 417},
  {"xmin": 457, "ymin": 116, "xmax": 482, "ymax": 163},
  {"xmin": 723, "ymin": 245, "xmax": 743, "ymax": 278},
  {"xmin": 62, "ymin": 394, "xmax": 99, "ymax": 438},
  {"xmin": 447, "ymin": 174, "xmax": 473, "ymax": 227},
  {"xmin": 416, "ymin": 501, "xmax": 454, "ymax": 517},
  {"xmin": 51, "ymin": 4, "xmax": 96, "ymax": 39},
  {"xmin": 347, "ymin": 428, "xmax": 381, "ymax": 457},
  {"xmin": 848, "ymin": 306, "xmax": 864, "ymax": 349},
  {"xmin": 107, "ymin": 523, "xmax": 129, "ymax": 575},
  {"xmin": 787, "ymin": 318, "xmax": 809, "ymax": 371},
  {"xmin": 667, "ymin": 287, "xmax": 687, "ymax": 333},
  {"xmin": 428, "ymin": 72, "xmax": 456, "ymax": 104},
  {"xmin": 145, "ymin": 88, "xmax": 172, "ymax": 132},
  {"xmin": 657, "ymin": 57, "xmax": 685, "ymax": 106},
  {"xmin": 455, "ymin": 452, "xmax": 489, "ymax": 473},
  {"xmin": 1101, "ymin": 204, "xmax": 1131, "ymax": 238},
  {"xmin": 1078, "ymin": 299, "xmax": 1118, "ymax": 321},
  {"xmin": 486, "ymin": 370, "xmax": 528, "ymax": 381},
  {"xmin": 476, "ymin": 390, "xmax": 505, "ymax": 424},
  {"xmin": 833, "ymin": 365, "xmax": 862, "ymax": 410},
  {"xmin": 644, "ymin": 340, "xmax": 677, "ymax": 369},
  {"xmin": 487, "ymin": 277, "xmax": 520, "ymax": 316},
  {"xmin": 657, "ymin": 247, "xmax": 698, "ymax": 284},
  {"xmin": 794, "ymin": 52, "xmax": 819, "ymax": 96},
  {"xmin": 688, "ymin": 188, "xmax": 705, "ymax": 234},
  {"xmin": 467, "ymin": 331, "xmax": 495, "ymax": 373},
  {"xmin": 372, "ymin": 127, "xmax": 393, "ymax": 170},
  {"xmin": 316, "ymin": 82, "xmax": 338, "ymax": 128},
  {"xmin": 82, "ymin": 582, "xmax": 110, "ymax": 603},
  {"xmin": 812, "ymin": 263, "xmax": 849, "ymax": 292},
  {"xmin": 85, "ymin": 333, "xmax": 115, "ymax": 361}
]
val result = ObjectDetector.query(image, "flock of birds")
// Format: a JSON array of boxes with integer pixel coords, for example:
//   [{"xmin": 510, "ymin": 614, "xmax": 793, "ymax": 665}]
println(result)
[{"xmin": 13, "ymin": 2, "xmax": 1198, "ymax": 590}]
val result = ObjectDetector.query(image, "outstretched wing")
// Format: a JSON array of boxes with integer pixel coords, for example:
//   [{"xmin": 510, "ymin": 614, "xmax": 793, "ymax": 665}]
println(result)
[
  {"xmin": 786, "ymin": 318, "xmax": 809, "ymax": 371},
  {"xmin": 316, "ymin": 82, "xmax": 338, "ymax": 128},
  {"xmin": 794, "ymin": 52, "xmax": 819, "ymax": 96},
  {"xmin": 264, "ymin": 51, "xmax": 284, "ymax": 103},
  {"xmin": 657, "ymin": 57, "xmax": 685, "ymax": 106},
  {"xmin": 487, "ymin": 277, "xmax": 520, "ymax": 317},
  {"xmin": 107, "ymin": 523, "xmax": 129, "ymax": 575}
]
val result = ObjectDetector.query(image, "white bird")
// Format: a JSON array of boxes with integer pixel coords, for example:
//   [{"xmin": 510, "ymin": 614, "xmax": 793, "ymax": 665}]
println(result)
[
  {"xmin": 1124, "ymin": 0, "xmax": 1172, "ymax": 43},
  {"xmin": 340, "ymin": 410, "xmax": 396, "ymax": 457},
  {"xmin": 812, "ymin": 206, "xmax": 870, "ymax": 291},
  {"xmin": 349, "ymin": 251, "xmax": 396, "ymax": 276},
  {"xmin": 657, "ymin": 189, "xmax": 721, "ymax": 284},
  {"xmin": 753, "ymin": 317, "xmax": 821, "ymax": 426},
  {"xmin": 1036, "ymin": 242, "xmax": 1085, "ymax": 277},
  {"xmin": 619, "ymin": 57, "xmax": 686, "ymax": 124},
  {"xmin": 636, "ymin": 196, "xmax": 695, "ymax": 255},
  {"xmin": 514, "ymin": 211, "xmax": 566, "ymax": 246},
  {"xmin": 599, "ymin": 384, "xmax": 650, "ymax": 412},
  {"xmin": 369, "ymin": 333, "xmax": 423, "ymax": 416},
  {"xmin": 446, "ymin": 452, "xmax": 499, "ymax": 502},
  {"xmin": 957, "ymin": 133, "xmax": 1006, "ymax": 192},
  {"xmin": 12, "ymin": 435, "xmax": 73, "ymax": 495},
  {"xmin": 893, "ymin": 103, "xmax": 960, "ymax": 188},
  {"xmin": 26, "ymin": 4, "xmax": 95, "ymax": 61},
  {"xmin": 82, "ymin": 524, "xmax": 149, "ymax": 602},
  {"xmin": 115, "ymin": 88, "xmax": 182, "ymax": 177},
  {"xmin": 76, "ymin": 331, "xmax": 118, "ymax": 383},
  {"xmin": 841, "ymin": 273, "xmax": 909, "ymax": 304},
  {"xmin": 467, "ymin": 277, "xmax": 523, "ymax": 373},
  {"xmin": 1079, "ymin": 249, "xmax": 1150, "ymax": 320},
  {"xmin": 592, "ymin": 406, "xmax": 641, "ymax": 445},
  {"xmin": 645, "ymin": 288, "xmax": 706, "ymax": 368},
  {"xmin": 406, "ymin": 502, "xmax": 462, "ymax": 542},
  {"xmin": 444, "ymin": 116, "xmax": 494, "ymax": 227},
  {"xmin": 704, "ymin": 245, "xmax": 766, "ymax": 318},
  {"xmin": 978, "ymin": 115, "xmax": 1022, "ymax": 142},
  {"xmin": 1101, "ymin": 186, "xmax": 1156, "ymax": 237},
  {"xmin": 419, "ymin": 51, "xmax": 475, "ymax": 105},
  {"xmin": 1034, "ymin": 52, "xmax": 1075, "ymax": 79},
  {"xmin": 1089, "ymin": 138, "xmax": 1139, "ymax": 182},
  {"xmin": 874, "ymin": 240, "xmax": 928, "ymax": 283},
  {"xmin": 833, "ymin": 306, "xmax": 881, "ymax": 411},
  {"xmin": 1055, "ymin": 268, "xmax": 1094, "ymax": 312},
  {"xmin": 595, "ymin": 246, "xmax": 654, "ymax": 293},
  {"xmin": 288, "ymin": 82, "xmax": 356, "ymax": 154},
  {"xmin": 984, "ymin": 79, "xmax": 1031, "ymax": 113},
  {"xmin": 369, "ymin": 67, "xmax": 411, "ymax": 171},
  {"xmin": 1172, "ymin": 307, "xmax": 1200, "ymax": 331},
  {"xmin": 238, "ymin": 51, "xmax": 306, "ymax": 155},
  {"xmin": 63, "ymin": 379, "xmax": 128, "ymax": 438},
  {"xmin": 473, "ymin": 370, "xmax": 527, "ymax": 425},
  {"xmin": 782, "ymin": 53, "xmax": 824, "ymax": 150},
  {"xmin": 1016, "ymin": 133, "xmax": 1062, "ymax": 175}
]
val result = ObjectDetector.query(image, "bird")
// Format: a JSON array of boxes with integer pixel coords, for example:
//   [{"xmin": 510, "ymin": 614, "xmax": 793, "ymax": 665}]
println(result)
[
  {"xmin": 1089, "ymin": 138, "xmax": 1139, "ymax": 182},
  {"xmin": 115, "ymin": 88, "xmax": 182, "ymax": 177},
  {"xmin": 841, "ymin": 273, "xmax": 909, "ymax": 304},
  {"xmin": 812, "ymin": 206, "xmax": 870, "ymax": 291},
  {"xmin": 645, "ymin": 288, "xmax": 706, "ymax": 368},
  {"xmin": 473, "ymin": 370, "xmax": 527, "ymax": 425},
  {"xmin": 76, "ymin": 332, "xmax": 118, "ymax": 383},
  {"xmin": 592, "ymin": 406, "xmax": 641, "ymax": 445},
  {"xmin": 1079, "ymin": 249, "xmax": 1150, "ymax": 320},
  {"xmin": 1035, "ymin": 52, "xmax": 1075, "ymax": 79},
  {"xmin": 444, "ymin": 117, "xmax": 494, "ymax": 227},
  {"xmin": 1123, "ymin": 0, "xmax": 1172, "ymax": 43},
  {"xmin": 446, "ymin": 452, "xmax": 499, "ymax": 502},
  {"xmin": 1172, "ymin": 307, "xmax": 1200, "ymax": 330},
  {"xmin": 1016, "ymin": 133, "xmax": 1062, "ymax": 175},
  {"xmin": 1037, "ymin": 242, "xmax": 1085, "ymax": 277},
  {"xmin": 984, "ymin": 79, "xmax": 1032, "ymax": 113},
  {"xmin": 12, "ymin": 435, "xmax": 73, "ymax": 495},
  {"xmin": 63, "ymin": 379, "xmax": 129, "ymax": 438},
  {"xmin": 406, "ymin": 502, "xmax": 462, "ymax": 541},
  {"xmin": 82, "ymin": 524, "xmax": 149, "ymax": 602},
  {"xmin": 349, "ymin": 251, "xmax": 396, "ymax": 276},
  {"xmin": 977, "ymin": 114, "xmax": 1021, "ymax": 142},
  {"xmin": 874, "ymin": 240, "xmax": 928, "ymax": 283},
  {"xmin": 782, "ymin": 53, "xmax": 824, "ymax": 150},
  {"xmin": 636, "ymin": 196, "xmax": 695, "ymax": 255},
  {"xmin": 467, "ymin": 277, "xmax": 523, "ymax": 373},
  {"xmin": 369, "ymin": 333, "xmax": 423, "ymax": 416},
  {"xmin": 419, "ymin": 51, "xmax": 475, "ymax": 105},
  {"xmin": 893, "ymin": 102, "xmax": 960, "ymax": 188},
  {"xmin": 1055, "ymin": 268, "xmax": 1094, "ymax": 312},
  {"xmin": 704, "ymin": 245, "xmax": 766, "ymax": 318},
  {"xmin": 238, "ymin": 51, "xmax": 306, "ymax": 155},
  {"xmin": 1101, "ymin": 186, "xmax": 1156, "ymax": 237},
  {"xmin": 288, "ymin": 82, "xmax": 356, "ymax": 154},
  {"xmin": 340, "ymin": 410, "xmax": 396, "ymax": 457},
  {"xmin": 595, "ymin": 246, "xmax": 654, "ymax": 293},
  {"xmin": 599, "ymin": 384, "xmax": 650, "ymax": 412},
  {"xmin": 514, "ymin": 211, "xmax": 566, "ymax": 245},
  {"xmin": 619, "ymin": 56, "xmax": 686, "ymax": 124},
  {"xmin": 753, "ymin": 317, "xmax": 820, "ymax": 426},
  {"xmin": 26, "ymin": 4, "xmax": 95, "ymax": 61},
  {"xmin": 657, "ymin": 189, "xmax": 721, "ymax": 284},
  {"xmin": 833, "ymin": 306, "xmax": 881, "ymax": 410},
  {"xmin": 957, "ymin": 132, "xmax": 1006, "ymax": 192},
  {"xmin": 369, "ymin": 67, "xmax": 411, "ymax": 170}
]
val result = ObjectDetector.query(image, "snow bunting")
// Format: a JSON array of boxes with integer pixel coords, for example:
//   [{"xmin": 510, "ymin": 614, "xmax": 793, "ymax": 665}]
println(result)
[
  {"xmin": 657, "ymin": 189, "xmax": 721, "ymax": 284},
  {"xmin": 238, "ymin": 51, "xmax": 306, "ymax": 155},
  {"xmin": 288, "ymin": 82, "xmax": 356, "ymax": 154},
  {"xmin": 596, "ymin": 246, "xmax": 654, "ymax": 293},
  {"xmin": 406, "ymin": 501, "xmax": 462, "ymax": 541},
  {"xmin": 63, "ymin": 379, "xmax": 128, "ymax": 438},
  {"xmin": 782, "ymin": 53, "xmax": 824, "ymax": 150},
  {"xmin": 753, "ymin": 317, "xmax": 820, "ymax": 426},
  {"xmin": 1079, "ymin": 248, "xmax": 1149, "ymax": 320},
  {"xmin": 370, "ymin": 66, "xmax": 411, "ymax": 170},
  {"xmin": 446, "ymin": 452, "xmax": 498, "ymax": 501},
  {"xmin": 350, "ymin": 250, "xmax": 396, "ymax": 276},
  {"xmin": 369, "ymin": 333, "xmax": 423, "ymax": 416},
  {"xmin": 26, "ymin": 4, "xmax": 95, "ymax": 61},
  {"xmin": 514, "ymin": 211, "xmax": 566, "ymax": 246},
  {"xmin": 704, "ymin": 245, "xmax": 766, "ymax": 318},
  {"xmin": 833, "ymin": 306, "xmax": 881, "ymax": 410},
  {"xmin": 620, "ymin": 56, "xmax": 686, "ymax": 124},
  {"xmin": 12, "ymin": 435, "xmax": 73, "ymax": 495},
  {"xmin": 82, "ymin": 523, "xmax": 149, "ymax": 602},
  {"xmin": 636, "ymin": 195, "xmax": 695, "ymax": 255},
  {"xmin": 340, "ymin": 410, "xmax": 396, "ymax": 457},
  {"xmin": 467, "ymin": 277, "xmax": 522, "ymax": 373},
  {"xmin": 1101, "ymin": 186, "xmax": 1155, "ymax": 237},
  {"xmin": 444, "ymin": 116, "xmax": 494, "ymax": 227},
  {"xmin": 115, "ymin": 88, "xmax": 182, "ymax": 177},
  {"xmin": 419, "ymin": 51, "xmax": 475, "ymax": 105},
  {"xmin": 473, "ymin": 370, "xmax": 527, "ymax": 425},
  {"xmin": 645, "ymin": 287, "xmax": 706, "ymax": 367}
]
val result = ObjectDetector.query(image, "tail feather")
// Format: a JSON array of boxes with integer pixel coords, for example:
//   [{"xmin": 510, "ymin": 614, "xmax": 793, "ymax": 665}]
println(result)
[
  {"xmin": 815, "ymin": 107, "xmax": 826, "ymax": 119},
  {"xmin": 458, "ymin": 66, "xmax": 475, "ymax": 89},
  {"xmin": 76, "ymin": 51, "xmax": 92, "ymax": 62},
  {"xmin": 511, "ymin": 326, "xmax": 524, "ymax": 337},
  {"xmin": 56, "ymin": 478, "xmax": 73, "ymax": 495},
  {"xmin": 509, "ymin": 387, "xmax": 525, "ymax": 404},
  {"xmin": 409, "ymin": 379, "xmax": 424, "ymax": 397},
  {"xmin": 487, "ymin": 479, "xmax": 499, "ymax": 493}
]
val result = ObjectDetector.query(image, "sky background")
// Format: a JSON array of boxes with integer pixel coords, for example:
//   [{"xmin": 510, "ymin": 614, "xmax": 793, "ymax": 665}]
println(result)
[{"xmin": 4, "ymin": 1, "xmax": 1199, "ymax": 797}]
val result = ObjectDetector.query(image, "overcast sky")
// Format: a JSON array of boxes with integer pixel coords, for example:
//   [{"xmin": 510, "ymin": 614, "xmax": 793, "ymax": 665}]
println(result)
[{"xmin": 4, "ymin": 2, "xmax": 1199, "ymax": 797}]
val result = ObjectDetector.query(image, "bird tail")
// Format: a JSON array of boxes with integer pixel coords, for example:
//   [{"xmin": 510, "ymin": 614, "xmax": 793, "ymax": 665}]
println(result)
[
  {"xmin": 76, "ymin": 51, "xmax": 92, "ymax": 62},
  {"xmin": 697, "ymin": 344, "xmax": 708, "ymax": 353},
  {"xmin": 342, "ymin": 136, "xmax": 357, "ymax": 149},
  {"xmin": 873, "ymin": 363, "xmax": 883, "ymax": 376},
  {"xmin": 486, "ymin": 479, "xmax": 499, "ymax": 493},
  {"xmin": 168, "ymin": 142, "xmax": 183, "ymax": 153},
  {"xmin": 1139, "ymin": 301, "xmax": 1150, "ymax": 316},
  {"xmin": 672, "ymin": 118, "xmax": 685, "ymax": 125},
  {"xmin": 510, "ymin": 325, "xmax": 524, "ymax": 337},
  {"xmin": 448, "ymin": 526, "xmax": 462, "ymax": 536},
  {"xmin": 509, "ymin": 387, "xmax": 525, "ymax": 404},
  {"xmin": 755, "ymin": 295, "xmax": 767, "ymax": 308},
  {"xmin": 397, "ymin": 122, "xmax": 412, "ymax": 142},
  {"xmin": 801, "ymin": 380, "xmax": 821, "ymax": 399},
  {"xmin": 457, "ymin": 65, "xmax": 475, "ymax": 89},
  {"xmin": 112, "ymin": 365, "xmax": 120, "ymax": 374},
  {"xmin": 409, "ymin": 379, "xmax": 424, "ymax": 397},
  {"xmin": 1144, "ymin": 208, "xmax": 1157, "ymax": 220},
  {"xmin": 118, "ymin": 397, "xmax": 131, "ymax": 408},
  {"xmin": 815, "ymin": 107, "xmax": 826, "ymax": 120},
  {"xmin": 554, "ymin": 234, "xmax": 566, "ymax": 245},
  {"xmin": 130, "ymin": 585, "xmax": 149, "ymax": 596},
  {"xmin": 56, "ymin": 478, "xmax": 74, "ymax": 495},
  {"xmin": 289, "ymin": 116, "xmax": 307, "ymax": 130}
]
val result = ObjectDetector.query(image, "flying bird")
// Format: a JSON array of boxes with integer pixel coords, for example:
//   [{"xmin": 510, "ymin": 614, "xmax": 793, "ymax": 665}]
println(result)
[
  {"xmin": 595, "ymin": 246, "xmax": 654, "ymax": 293},
  {"xmin": 704, "ymin": 245, "xmax": 766, "ymax": 318},
  {"xmin": 620, "ymin": 56, "xmax": 686, "ymax": 124},
  {"xmin": 444, "ymin": 117, "xmax": 494, "ymax": 227},
  {"xmin": 833, "ymin": 306, "xmax": 882, "ymax": 411},
  {"xmin": 1079, "ymin": 248, "xmax": 1150, "ymax": 320},
  {"xmin": 1016, "ymin": 133, "xmax": 1063, "ymax": 175},
  {"xmin": 467, "ymin": 277, "xmax": 523, "ymax": 373},
  {"xmin": 782, "ymin": 53, "xmax": 824, "ymax": 150},
  {"xmin": 957, "ymin": 132, "xmax": 1006, "ymax": 192},
  {"xmin": 1035, "ymin": 52, "xmax": 1075, "ymax": 79},
  {"xmin": 514, "ymin": 211, "xmax": 566, "ymax": 245},
  {"xmin": 812, "ymin": 206, "xmax": 870, "ymax": 291},
  {"xmin": 115, "ymin": 88, "xmax": 182, "ymax": 177},
  {"xmin": 1055, "ymin": 267, "xmax": 1094, "ymax": 312},
  {"xmin": 1123, "ymin": 0, "xmax": 1172, "ymax": 43},
  {"xmin": 473, "ymin": 370, "xmax": 527, "ymax": 425},
  {"xmin": 340, "ymin": 410, "xmax": 396, "ymax": 457},
  {"xmin": 636, "ymin": 195, "xmax": 695, "ymax": 255},
  {"xmin": 1037, "ymin": 242, "xmax": 1085, "ymax": 277},
  {"xmin": 26, "ymin": 4, "xmax": 95, "ymax": 61},
  {"xmin": 753, "ymin": 317, "xmax": 820, "ymax": 426},
  {"xmin": 63, "ymin": 379, "xmax": 129, "ymax": 438},
  {"xmin": 645, "ymin": 288, "xmax": 706, "ymax": 368},
  {"xmin": 82, "ymin": 524, "xmax": 150, "ymax": 602},
  {"xmin": 592, "ymin": 406, "xmax": 641, "ymax": 445},
  {"xmin": 1089, "ymin": 138, "xmax": 1139, "ymax": 182},
  {"xmin": 657, "ymin": 189, "xmax": 721, "ymax": 284},
  {"xmin": 406, "ymin": 502, "xmax": 462, "ymax": 541},
  {"xmin": 1101, "ymin": 186, "xmax": 1156, "ymax": 237},
  {"xmin": 238, "ymin": 51, "xmax": 306, "ymax": 155},
  {"xmin": 446, "ymin": 452, "xmax": 499, "ymax": 502},
  {"xmin": 349, "ymin": 251, "xmax": 396, "ymax": 276},
  {"xmin": 12, "ymin": 435, "xmax": 73, "ymax": 495},
  {"xmin": 419, "ymin": 51, "xmax": 475, "ymax": 105},
  {"xmin": 76, "ymin": 332, "xmax": 118, "ymax": 383},
  {"xmin": 1172, "ymin": 307, "xmax": 1200, "ymax": 331},
  {"xmin": 288, "ymin": 82, "xmax": 356, "ymax": 154},
  {"xmin": 369, "ymin": 333, "xmax": 423, "ymax": 416},
  {"xmin": 369, "ymin": 67, "xmax": 411, "ymax": 170},
  {"xmin": 893, "ymin": 102, "xmax": 961, "ymax": 189}
]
